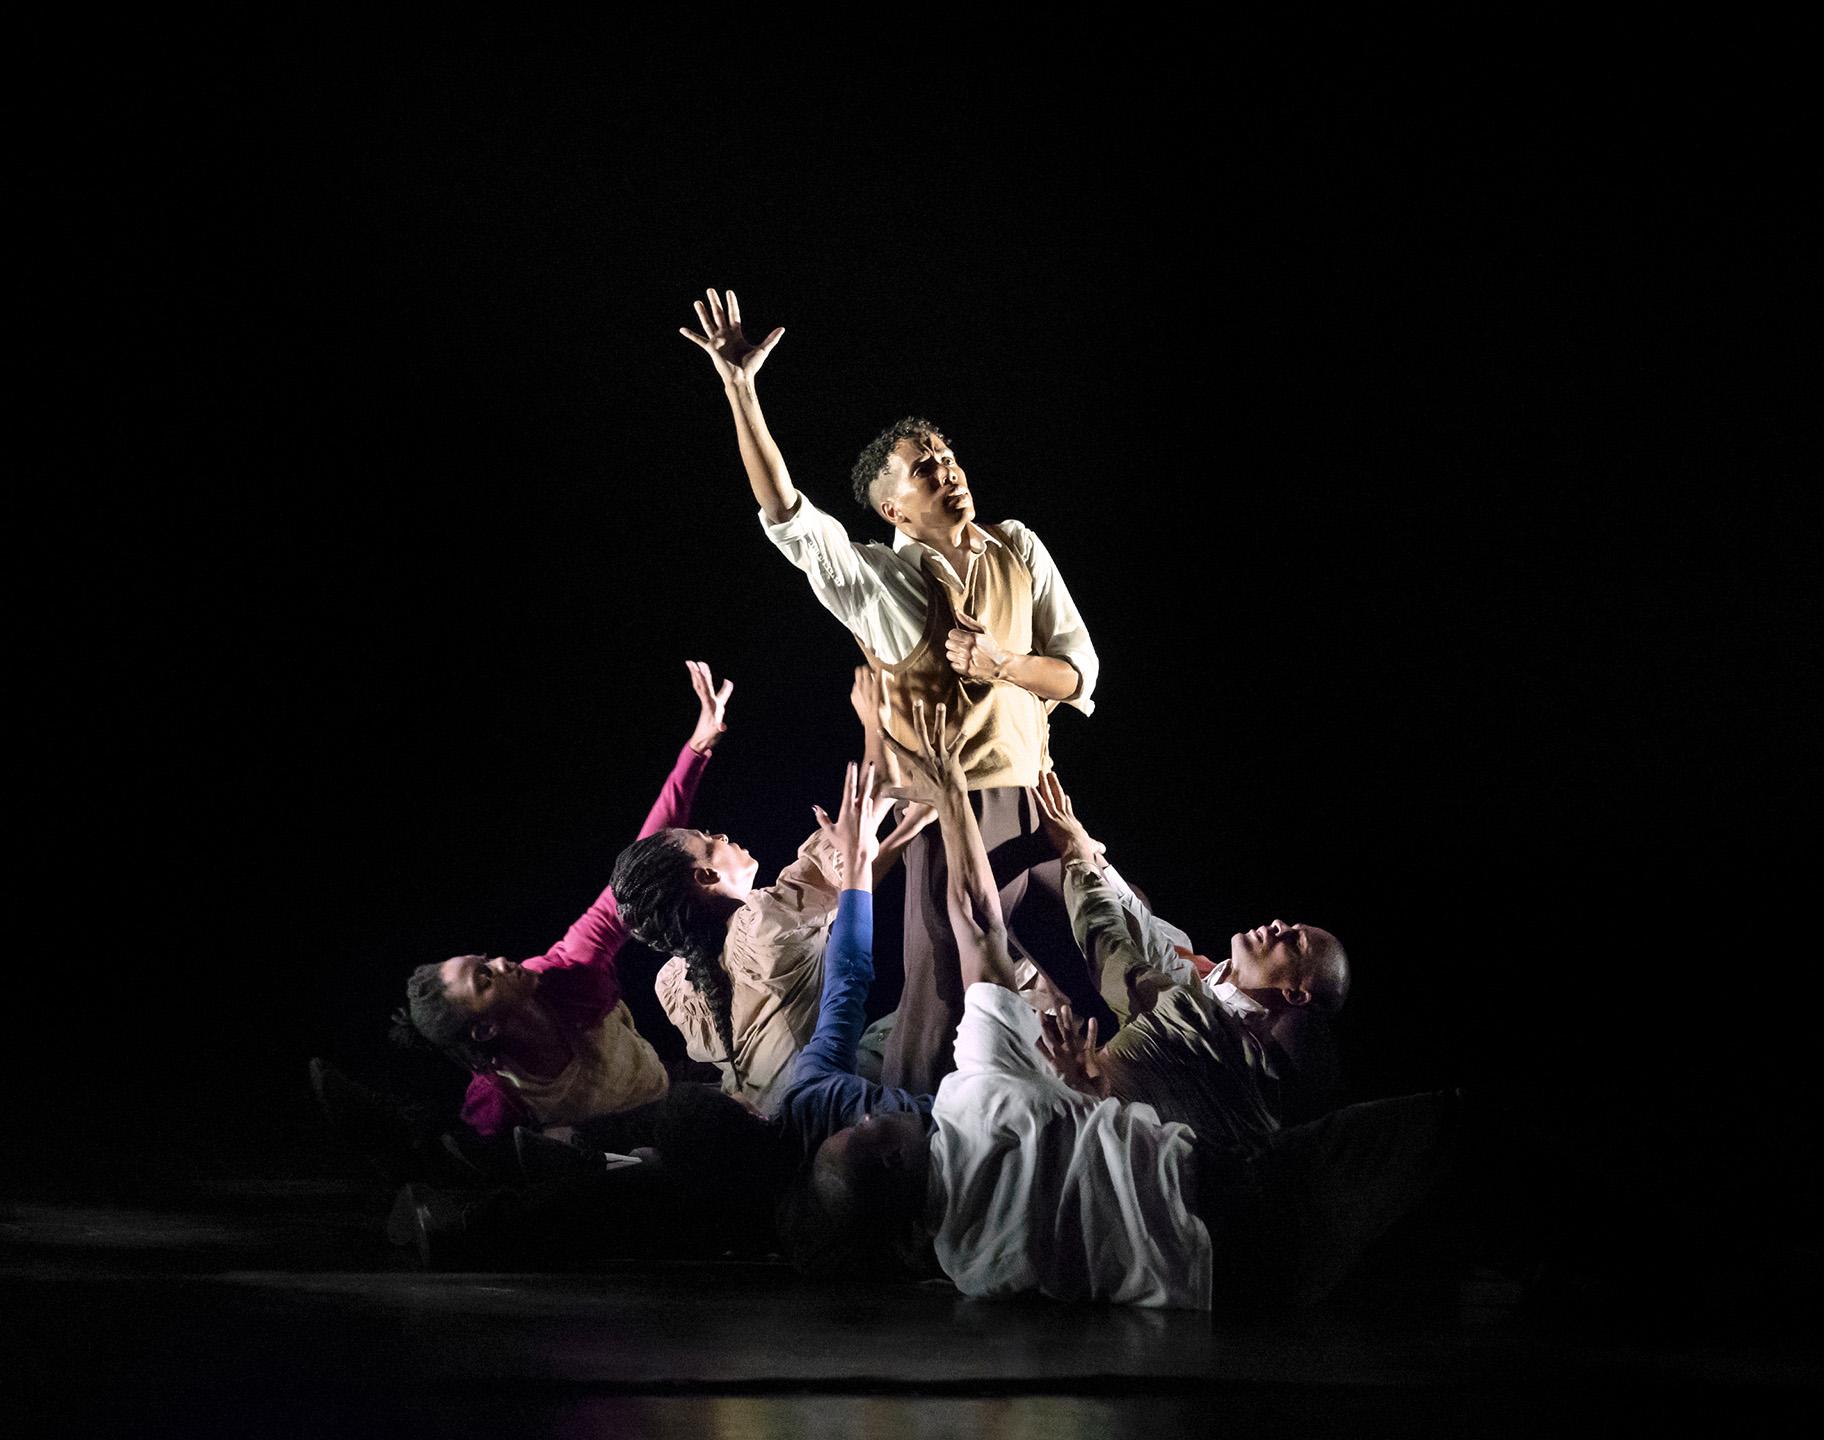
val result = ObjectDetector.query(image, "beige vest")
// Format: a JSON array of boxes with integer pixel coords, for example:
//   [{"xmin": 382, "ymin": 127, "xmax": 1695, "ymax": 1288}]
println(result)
[{"xmin": 861, "ymin": 525, "xmax": 1051, "ymax": 792}]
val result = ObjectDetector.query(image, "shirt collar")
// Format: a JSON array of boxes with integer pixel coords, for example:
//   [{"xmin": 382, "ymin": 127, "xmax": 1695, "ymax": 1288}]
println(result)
[
  {"xmin": 1206, "ymin": 959, "xmax": 1270, "ymax": 1021},
  {"xmin": 891, "ymin": 522, "xmax": 1000, "ymax": 560}
]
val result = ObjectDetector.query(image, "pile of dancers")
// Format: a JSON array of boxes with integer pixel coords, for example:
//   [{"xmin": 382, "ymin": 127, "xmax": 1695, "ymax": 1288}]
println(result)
[{"xmin": 312, "ymin": 289, "xmax": 1464, "ymax": 1312}]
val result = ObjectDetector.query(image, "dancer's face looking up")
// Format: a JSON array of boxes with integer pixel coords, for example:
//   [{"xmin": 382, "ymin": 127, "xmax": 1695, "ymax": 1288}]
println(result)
[
  {"xmin": 676, "ymin": 829, "xmax": 760, "ymax": 901},
  {"xmin": 1226, "ymin": 920, "xmax": 1350, "ymax": 1012},
  {"xmin": 436, "ymin": 954, "xmax": 539, "ymax": 1025},
  {"xmin": 876, "ymin": 434, "xmax": 974, "ymax": 537}
]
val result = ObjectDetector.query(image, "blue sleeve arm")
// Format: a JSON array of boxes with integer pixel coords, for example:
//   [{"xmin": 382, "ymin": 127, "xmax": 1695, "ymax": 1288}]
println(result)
[{"xmin": 793, "ymin": 889, "xmax": 874, "ymax": 1082}]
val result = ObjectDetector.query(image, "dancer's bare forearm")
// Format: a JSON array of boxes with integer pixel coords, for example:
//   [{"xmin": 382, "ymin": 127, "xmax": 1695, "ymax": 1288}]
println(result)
[
  {"xmin": 724, "ymin": 376, "xmax": 798, "ymax": 523},
  {"xmin": 938, "ymin": 783, "xmax": 1017, "ymax": 993}
]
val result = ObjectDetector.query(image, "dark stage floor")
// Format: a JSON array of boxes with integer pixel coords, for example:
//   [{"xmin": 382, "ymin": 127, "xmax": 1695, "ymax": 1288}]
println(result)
[{"xmin": 5, "ymin": 1142, "xmax": 1820, "ymax": 1439}]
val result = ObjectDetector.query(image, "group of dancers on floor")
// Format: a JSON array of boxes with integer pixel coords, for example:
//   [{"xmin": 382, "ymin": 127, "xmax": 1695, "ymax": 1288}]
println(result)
[{"xmin": 316, "ymin": 289, "xmax": 1464, "ymax": 1311}]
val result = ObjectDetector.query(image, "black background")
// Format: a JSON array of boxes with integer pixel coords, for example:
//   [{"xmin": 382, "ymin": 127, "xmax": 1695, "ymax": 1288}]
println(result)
[{"xmin": 25, "ymin": 18, "xmax": 1817, "ymax": 1179}]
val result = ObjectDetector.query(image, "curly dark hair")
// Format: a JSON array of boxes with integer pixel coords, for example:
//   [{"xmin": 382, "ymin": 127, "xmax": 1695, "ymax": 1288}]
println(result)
[
  {"xmin": 849, "ymin": 416, "xmax": 948, "ymax": 512},
  {"xmin": 610, "ymin": 832, "xmax": 745, "ymax": 1093},
  {"xmin": 396, "ymin": 962, "xmax": 493, "ymax": 1071}
]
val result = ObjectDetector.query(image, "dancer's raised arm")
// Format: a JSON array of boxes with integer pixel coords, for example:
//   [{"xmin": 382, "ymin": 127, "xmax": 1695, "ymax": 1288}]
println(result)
[
  {"xmin": 853, "ymin": 664, "xmax": 936, "ymax": 885},
  {"xmin": 679, "ymin": 287, "xmax": 796, "ymax": 522}
]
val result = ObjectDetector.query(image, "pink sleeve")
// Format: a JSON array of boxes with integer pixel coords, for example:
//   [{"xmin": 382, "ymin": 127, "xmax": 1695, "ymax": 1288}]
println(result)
[
  {"xmin": 460, "ymin": 1072, "xmax": 531, "ymax": 1139},
  {"xmin": 533, "ymin": 743, "xmax": 714, "ymax": 1027},
  {"xmin": 638, "ymin": 743, "xmax": 711, "ymax": 840}
]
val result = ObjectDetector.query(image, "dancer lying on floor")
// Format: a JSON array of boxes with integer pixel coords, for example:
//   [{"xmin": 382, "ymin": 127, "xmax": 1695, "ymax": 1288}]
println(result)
[
  {"xmin": 1026, "ymin": 771, "xmax": 1350, "ymax": 1124},
  {"xmin": 799, "ymin": 703, "xmax": 1457, "ymax": 1308},
  {"xmin": 396, "ymin": 661, "xmax": 735, "ymax": 1139},
  {"xmin": 394, "ymin": 757, "xmax": 912, "ymax": 1268},
  {"xmin": 609, "ymin": 722, "xmax": 933, "ymax": 1113}
]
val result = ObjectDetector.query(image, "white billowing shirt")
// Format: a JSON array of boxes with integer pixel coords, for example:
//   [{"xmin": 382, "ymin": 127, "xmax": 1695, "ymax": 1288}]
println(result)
[
  {"xmin": 927, "ymin": 983, "xmax": 1213, "ymax": 1310},
  {"xmin": 761, "ymin": 495, "xmax": 1099, "ymax": 714}
]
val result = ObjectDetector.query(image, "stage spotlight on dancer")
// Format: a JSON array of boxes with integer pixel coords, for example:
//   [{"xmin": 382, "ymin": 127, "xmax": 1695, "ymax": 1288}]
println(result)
[{"xmin": 680, "ymin": 286, "xmax": 1107, "ymax": 1093}]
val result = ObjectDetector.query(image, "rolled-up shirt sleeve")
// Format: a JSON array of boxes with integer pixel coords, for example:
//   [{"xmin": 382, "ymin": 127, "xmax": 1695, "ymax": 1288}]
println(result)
[
  {"xmin": 1062, "ymin": 860, "xmax": 1190, "ymax": 1023},
  {"xmin": 1007, "ymin": 524, "xmax": 1098, "ymax": 715}
]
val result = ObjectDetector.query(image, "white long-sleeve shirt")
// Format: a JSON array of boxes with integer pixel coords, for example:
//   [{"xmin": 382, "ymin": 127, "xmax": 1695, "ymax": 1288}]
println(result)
[
  {"xmin": 928, "ymin": 983, "xmax": 1213, "ymax": 1309},
  {"xmin": 761, "ymin": 495, "xmax": 1099, "ymax": 714}
]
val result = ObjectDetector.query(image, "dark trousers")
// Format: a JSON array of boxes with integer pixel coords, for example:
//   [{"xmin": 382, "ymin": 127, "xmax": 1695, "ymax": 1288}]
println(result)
[
  {"xmin": 461, "ymin": 1084, "xmax": 785, "ymax": 1266},
  {"xmin": 1195, "ymin": 1090, "xmax": 1460, "ymax": 1307},
  {"xmin": 882, "ymin": 786, "xmax": 1117, "ymax": 1094}
]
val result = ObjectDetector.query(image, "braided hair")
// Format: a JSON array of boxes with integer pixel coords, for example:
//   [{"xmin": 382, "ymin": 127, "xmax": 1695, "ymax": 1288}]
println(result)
[
  {"xmin": 610, "ymin": 832, "xmax": 745, "ymax": 1093},
  {"xmin": 394, "ymin": 961, "xmax": 494, "ymax": 1071}
]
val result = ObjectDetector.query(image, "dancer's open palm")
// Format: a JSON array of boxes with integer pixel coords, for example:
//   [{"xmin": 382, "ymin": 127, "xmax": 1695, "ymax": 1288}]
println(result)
[
  {"xmin": 812, "ymin": 761, "xmax": 896, "ymax": 886},
  {"xmin": 678, "ymin": 287, "xmax": 784, "ymax": 383},
  {"xmin": 880, "ymin": 701, "xmax": 968, "ymax": 805}
]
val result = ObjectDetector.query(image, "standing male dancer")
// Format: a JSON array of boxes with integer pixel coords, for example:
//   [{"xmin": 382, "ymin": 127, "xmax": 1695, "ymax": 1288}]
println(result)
[{"xmin": 679, "ymin": 287, "xmax": 1105, "ymax": 1091}]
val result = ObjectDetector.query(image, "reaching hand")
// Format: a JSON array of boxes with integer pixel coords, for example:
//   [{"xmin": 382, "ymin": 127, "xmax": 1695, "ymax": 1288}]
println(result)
[
  {"xmin": 1033, "ymin": 771, "xmax": 1103, "ymax": 866},
  {"xmin": 849, "ymin": 664, "xmax": 884, "ymax": 737},
  {"xmin": 812, "ymin": 761, "xmax": 896, "ymax": 889},
  {"xmin": 685, "ymin": 661, "xmax": 735, "ymax": 753},
  {"xmin": 883, "ymin": 801, "xmax": 938, "ymax": 848},
  {"xmin": 1036, "ymin": 1002, "xmax": 1109, "ymax": 1101},
  {"xmin": 945, "ymin": 609, "xmax": 1012, "ymax": 683},
  {"xmin": 880, "ymin": 700, "xmax": 968, "ymax": 805},
  {"xmin": 678, "ymin": 288, "xmax": 784, "ymax": 385}
]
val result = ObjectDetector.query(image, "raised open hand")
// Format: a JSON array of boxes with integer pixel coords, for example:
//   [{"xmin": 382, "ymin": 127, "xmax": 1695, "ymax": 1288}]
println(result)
[
  {"xmin": 685, "ymin": 660, "xmax": 735, "ymax": 754},
  {"xmin": 880, "ymin": 700, "xmax": 968, "ymax": 804},
  {"xmin": 1033, "ymin": 770, "xmax": 1103, "ymax": 866},
  {"xmin": 848, "ymin": 664, "xmax": 884, "ymax": 737},
  {"xmin": 1036, "ymin": 1002, "xmax": 1109, "ymax": 1100},
  {"xmin": 811, "ymin": 761, "xmax": 897, "ymax": 886},
  {"xmin": 678, "ymin": 288, "xmax": 784, "ymax": 385}
]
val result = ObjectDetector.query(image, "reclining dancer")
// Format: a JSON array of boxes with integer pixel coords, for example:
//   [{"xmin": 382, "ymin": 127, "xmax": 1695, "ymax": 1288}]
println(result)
[
  {"xmin": 805, "ymin": 703, "xmax": 1458, "ymax": 1308},
  {"xmin": 395, "ymin": 661, "xmax": 734, "ymax": 1142},
  {"xmin": 609, "ymin": 728, "xmax": 932, "ymax": 1113},
  {"xmin": 679, "ymin": 286, "xmax": 1107, "ymax": 1092},
  {"xmin": 397, "ymin": 758, "xmax": 916, "ymax": 1270},
  {"xmin": 1028, "ymin": 771, "xmax": 1349, "ymax": 1126}
]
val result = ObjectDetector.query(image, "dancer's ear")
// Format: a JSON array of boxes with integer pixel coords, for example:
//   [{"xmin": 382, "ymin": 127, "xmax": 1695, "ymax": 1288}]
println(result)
[
  {"xmin": 693, "ymin": 865, "xmax": 722, "ymax": 891},
  {"xmin": 1279, "ymin": 986, "xmax": 1313, "ymax": 1008},
  {"xmin": 469, "ymin": 1019, "xmax": 500, "ymax": 1044}
]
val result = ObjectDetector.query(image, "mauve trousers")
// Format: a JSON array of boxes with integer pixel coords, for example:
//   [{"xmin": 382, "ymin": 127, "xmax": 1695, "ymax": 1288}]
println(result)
[{"xmin": 881, "ymin": 786, "xmax": 1118, "ymax": 1094}]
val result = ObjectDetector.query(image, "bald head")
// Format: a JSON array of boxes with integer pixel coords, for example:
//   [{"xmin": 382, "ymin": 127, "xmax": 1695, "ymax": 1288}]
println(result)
[{"xmin": 1228, "ymin": 921, "xmax": 1350, "ymax": 1013}]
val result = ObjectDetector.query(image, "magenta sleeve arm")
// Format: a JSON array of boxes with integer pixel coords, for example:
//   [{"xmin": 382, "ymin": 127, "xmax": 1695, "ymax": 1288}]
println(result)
[
  {"xmin": 538, "ymin": 743, "xmax": 715, "ymax": 1024},
  {"xmin": 637, "ymin": 743, "xmax": 712, "ymax": 840}
]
